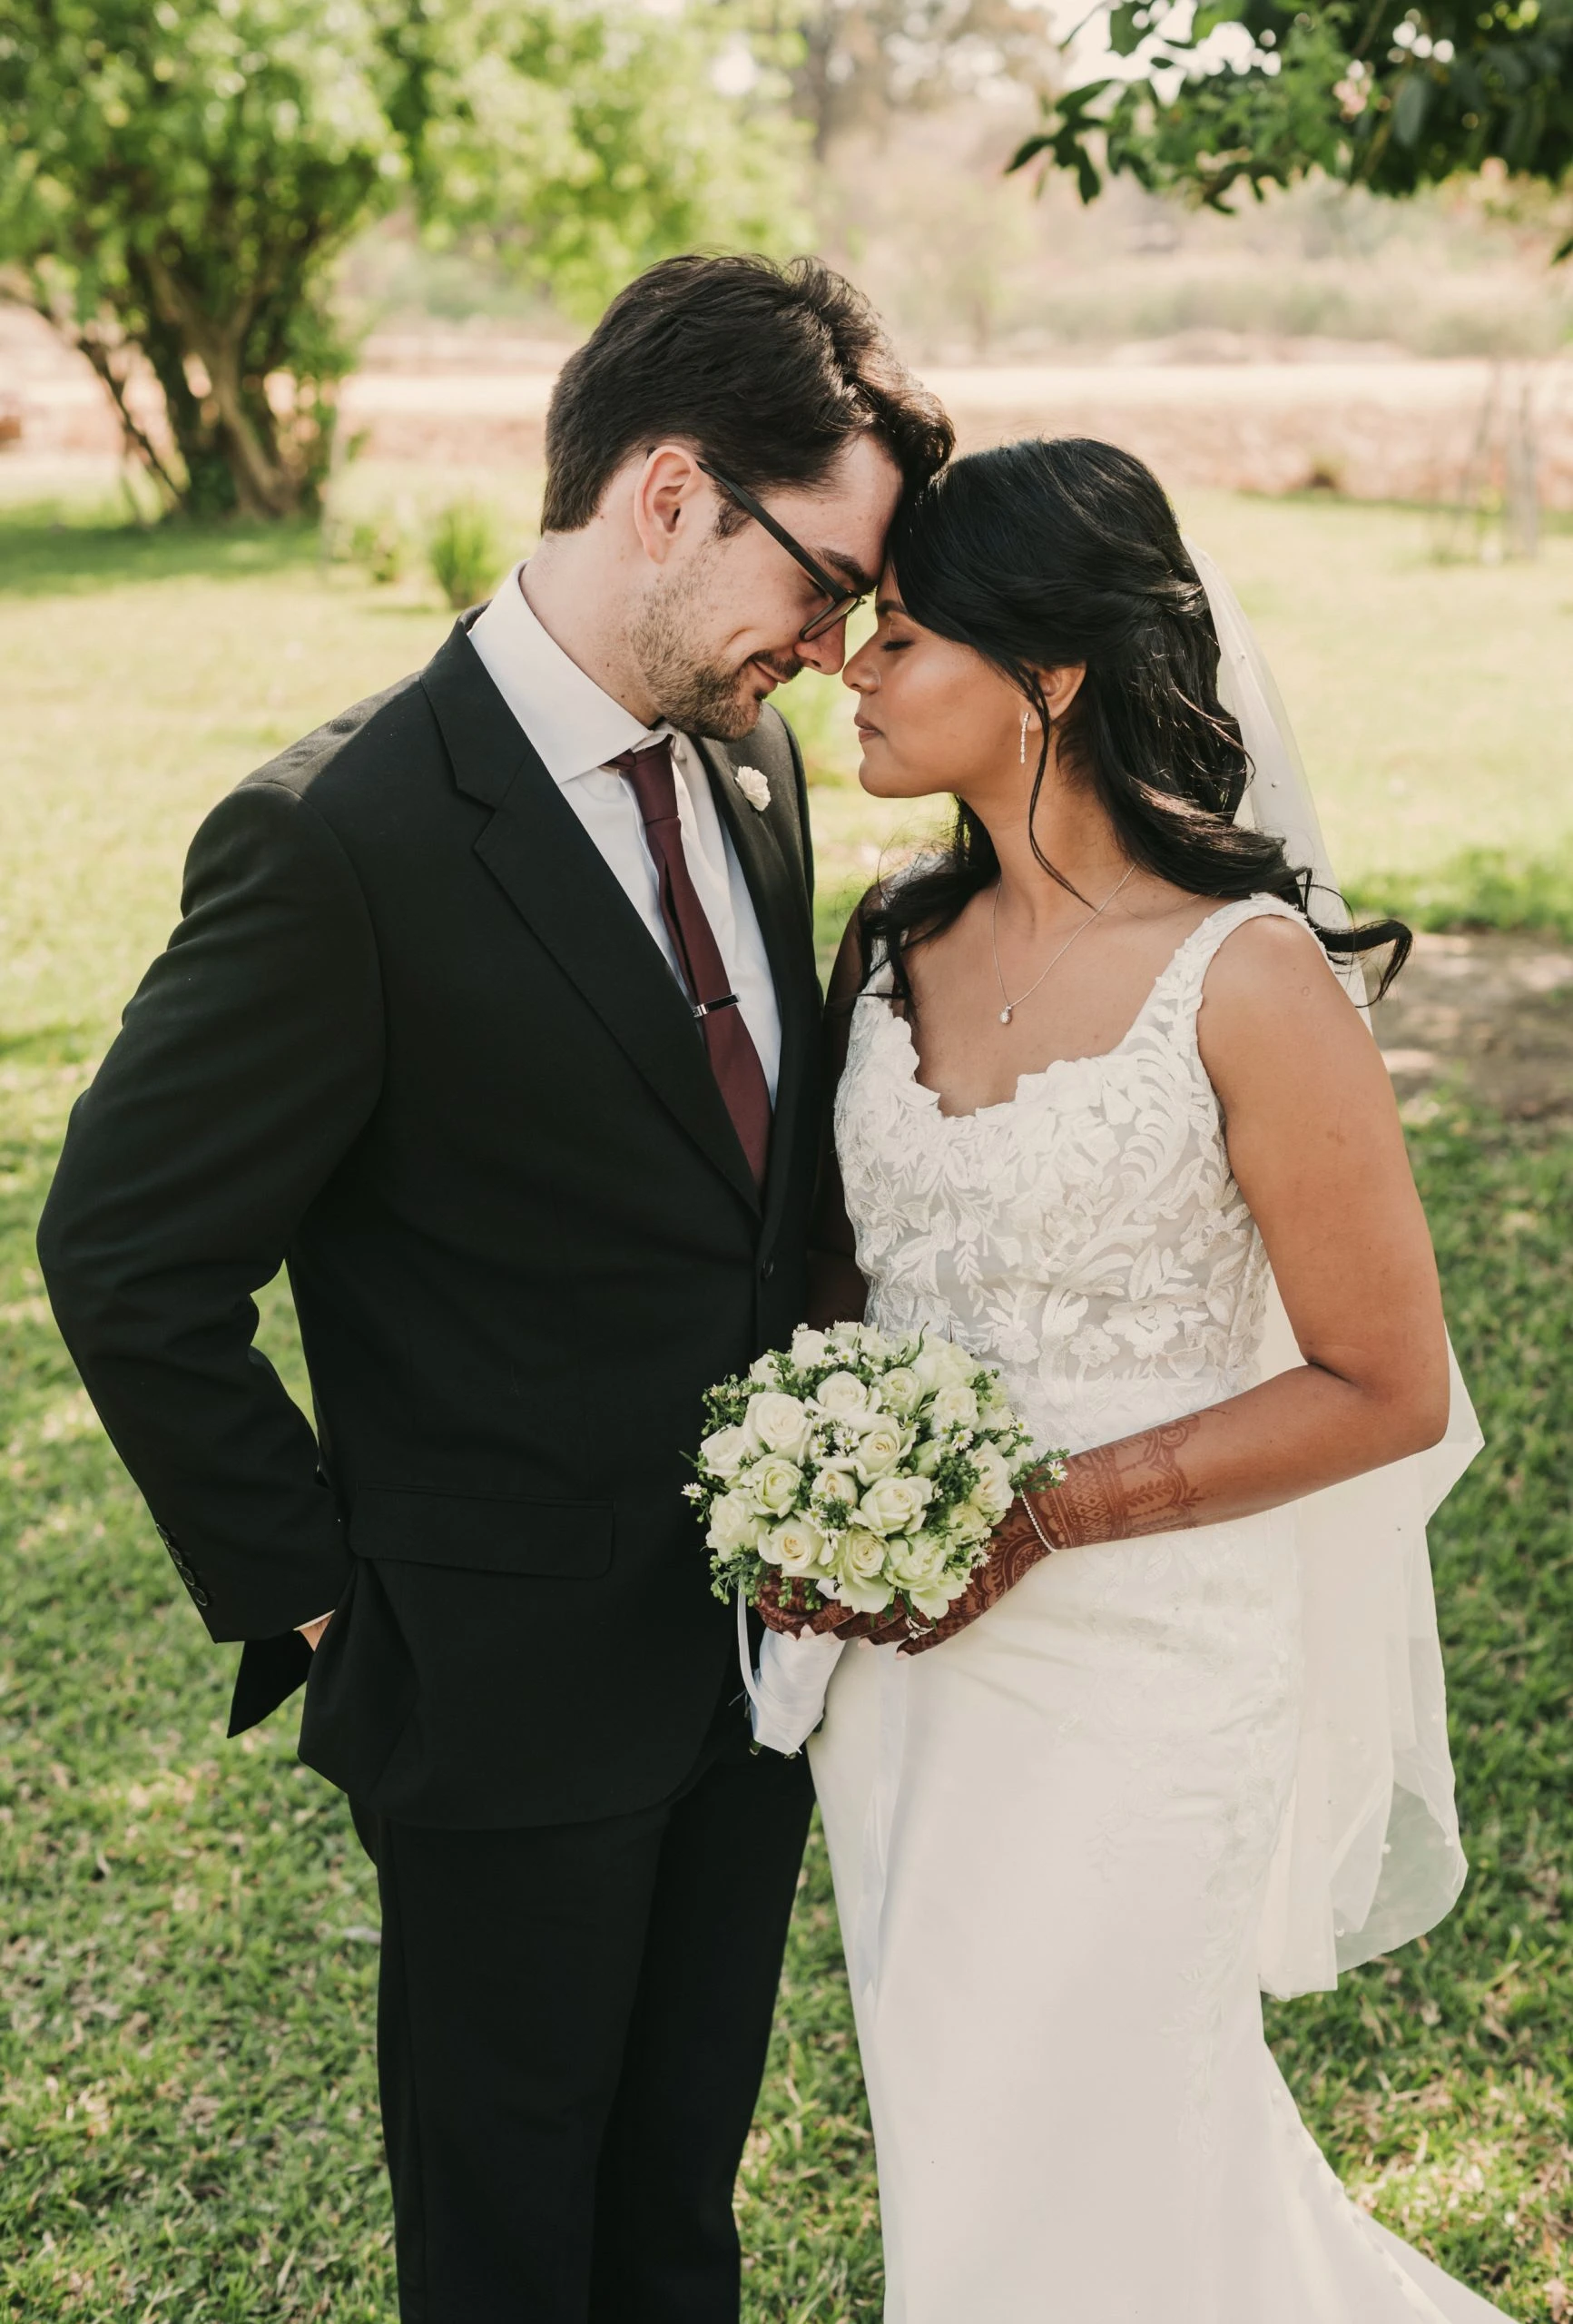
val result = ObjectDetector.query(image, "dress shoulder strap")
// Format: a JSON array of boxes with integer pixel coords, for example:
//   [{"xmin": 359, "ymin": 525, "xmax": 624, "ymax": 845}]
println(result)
[
  {"xmin": 1158, "ymin": 893, "xmax": 1318, "ymax": 1022},
  {"xmin": 855, "ymin": 855, "xmax": 944, "ymax": 1002}
]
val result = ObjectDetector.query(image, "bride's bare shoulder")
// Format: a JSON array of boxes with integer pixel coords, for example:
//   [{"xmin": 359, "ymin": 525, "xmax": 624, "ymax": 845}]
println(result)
[
  {"xmin": 1207, "ymin": 905, "xmax": 1340, "ymax": 997},
  {"xmin": 1197, "ymin": 906, "xmax": 1385, "ymax": 1103}
]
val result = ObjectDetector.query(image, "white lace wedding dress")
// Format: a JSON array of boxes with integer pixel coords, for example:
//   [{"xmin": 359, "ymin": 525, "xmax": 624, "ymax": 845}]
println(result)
[{"xmin": 808, "ymin": 897, "xmax": 1506, "ymax": 2323}]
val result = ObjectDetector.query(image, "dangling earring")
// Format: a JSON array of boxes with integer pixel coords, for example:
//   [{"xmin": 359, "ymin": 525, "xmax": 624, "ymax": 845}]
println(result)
[{"xmin": 1019, "ymin": 706, "xmax": 1030, "ymax": 763}]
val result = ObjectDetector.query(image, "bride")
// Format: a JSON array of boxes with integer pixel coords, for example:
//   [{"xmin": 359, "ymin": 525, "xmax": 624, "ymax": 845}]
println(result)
[{"xmin": 753, "ymin": 438, "xmax": 1500, "ymax": 2319}]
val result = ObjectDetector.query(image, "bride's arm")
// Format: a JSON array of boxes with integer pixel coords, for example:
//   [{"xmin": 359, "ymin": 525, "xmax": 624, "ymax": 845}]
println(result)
[
  {"xmin": 805, "ymin": 905, "xmax": 871, "ymax": 1329},
  {"xmin": 905, "ymin": 912, "xmax": 1450, "ymax": 1650}
]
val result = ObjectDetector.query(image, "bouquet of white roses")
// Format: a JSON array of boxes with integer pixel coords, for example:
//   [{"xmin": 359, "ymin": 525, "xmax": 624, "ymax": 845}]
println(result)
[{"xmin": 685, "ymin": 1320, "xmax": 1066, "ymax": 1628}]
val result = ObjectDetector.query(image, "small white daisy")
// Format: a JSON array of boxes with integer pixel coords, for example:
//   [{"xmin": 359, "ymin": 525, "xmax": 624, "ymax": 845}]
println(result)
[{"xmin": 734, "ymin": 765, "xmax": 771, "ymax": 812}]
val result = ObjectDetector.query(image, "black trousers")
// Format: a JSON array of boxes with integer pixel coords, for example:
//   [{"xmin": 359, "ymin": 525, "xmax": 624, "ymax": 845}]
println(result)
[{"xmin": 351, "ymin": 1687, "xmax": 814, "ymax": 2324}]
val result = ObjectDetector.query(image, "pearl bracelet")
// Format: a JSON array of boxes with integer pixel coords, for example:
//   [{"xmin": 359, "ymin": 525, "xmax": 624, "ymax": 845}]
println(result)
[{"xmin": 1021, "ymin": 1491, "xmax": 1058, "ymax": 1557}]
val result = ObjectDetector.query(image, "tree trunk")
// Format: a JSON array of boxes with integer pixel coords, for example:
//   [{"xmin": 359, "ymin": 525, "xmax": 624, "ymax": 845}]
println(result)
[
  {"xmin": 143, "ymin": 255, "xmax": 306, "ymax": 519},
  {"xmin": 134, "ymin": 306, "xmax": 241, "ymax": 520},
  {"xmin": 18, "ymin": 275, "xmax": 184, "ymax": 508}
]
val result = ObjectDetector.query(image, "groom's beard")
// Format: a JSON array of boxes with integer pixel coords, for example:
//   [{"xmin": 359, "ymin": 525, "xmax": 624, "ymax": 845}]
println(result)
[{"xmin": 629, "ymin": 576, "xmax": 795, "ymax": 741}]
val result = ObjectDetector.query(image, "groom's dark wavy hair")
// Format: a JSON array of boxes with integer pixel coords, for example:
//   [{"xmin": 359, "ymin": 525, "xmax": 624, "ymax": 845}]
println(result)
[
  {"xmin": 862, "ymin": 437, "xmax": 1411, "ymax": 1004},
  {"xmin": 541, "ymin": 254, "xmax": 953, "ymax": 534}
]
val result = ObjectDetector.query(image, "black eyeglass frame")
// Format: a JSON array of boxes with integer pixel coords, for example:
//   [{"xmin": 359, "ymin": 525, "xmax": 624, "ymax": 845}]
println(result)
[{"xmin": 696, "ymin": 458, "xmax": 868, "ymax": 643}]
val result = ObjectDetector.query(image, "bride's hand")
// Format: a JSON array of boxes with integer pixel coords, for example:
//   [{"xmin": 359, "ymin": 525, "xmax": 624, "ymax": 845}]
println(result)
[
  {"xmin": 754, "ymin": 1568, "xmax": 862, "ymax": 1638},
  {"xmin": 898, "ymin": 1494, "xmax": 1055, "ymax": 1655},
  {"xmin": 755, "ymin": 1569, "xmax": 908, "ymax": 1645}
]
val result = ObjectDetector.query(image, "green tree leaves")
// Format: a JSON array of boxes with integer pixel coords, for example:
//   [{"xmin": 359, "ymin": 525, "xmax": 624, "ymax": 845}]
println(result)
[
  {"xmin": 1008, "ymin": 0, "xmax": 1573, "ymax": 246},
  {"xmin": 0, "ymin": 1, "xmax": 803, "ymax": 517},
  {"xmin": 408, "ymin": 2, "xmax": 803, "ymax": 322}
]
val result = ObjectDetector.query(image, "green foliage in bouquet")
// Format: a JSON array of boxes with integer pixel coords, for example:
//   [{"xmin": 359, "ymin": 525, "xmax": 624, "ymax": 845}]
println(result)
[{"xmin": 686, "ymin": 1321, "xmax": 1066, "ymax": 1627}]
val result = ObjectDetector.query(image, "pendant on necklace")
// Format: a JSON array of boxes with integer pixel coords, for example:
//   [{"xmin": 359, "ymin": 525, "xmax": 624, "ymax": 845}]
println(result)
[{"xmin": 999, "ymin": 1007, "xmax": 1013, "ymax": 1025}]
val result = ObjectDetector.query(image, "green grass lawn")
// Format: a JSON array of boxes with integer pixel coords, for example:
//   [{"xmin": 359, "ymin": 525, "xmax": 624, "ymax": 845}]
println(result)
[{"xmin": 3, "ymin": 496, "xmax": 1571, "ymax": 2319}]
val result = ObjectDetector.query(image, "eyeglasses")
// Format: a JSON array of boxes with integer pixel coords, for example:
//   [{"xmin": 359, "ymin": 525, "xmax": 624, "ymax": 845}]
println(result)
[{"xmin": 697, "ymin": 458, "xmax": 869, "ymax": 644}]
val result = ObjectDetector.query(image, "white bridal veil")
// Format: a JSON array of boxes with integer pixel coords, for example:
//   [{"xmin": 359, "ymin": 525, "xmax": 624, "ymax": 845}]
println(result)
[{"xmin": 1187, "ymin": 541, "xmax": 1482, "ymax": 1998}]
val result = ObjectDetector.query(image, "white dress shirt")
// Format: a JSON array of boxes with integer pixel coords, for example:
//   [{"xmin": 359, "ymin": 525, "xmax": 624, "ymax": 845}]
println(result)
[{"xmin": 468, "ymin": 564, "xmax": 782, "ymax": 1100}]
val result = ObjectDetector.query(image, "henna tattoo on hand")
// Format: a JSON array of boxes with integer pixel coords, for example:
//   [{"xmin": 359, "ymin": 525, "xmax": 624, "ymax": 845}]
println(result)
[
  {"xmin": 770, "ymin": 1415, "xmax": 1209, "ymax": 1659},
  {"xmin": 898, "ymin": 1413, "xmax": 1208, "ymax": 1656},
  {"xmin": 755, "ymin": 1568, "xmax": 861, "ymax": 1638},
  {"xmin": 757, "ymin": 1567, "xmax": 911, "ymax": 1646},
  {"xmin": 898, "ymin": 1498, "xmax": 1052, "ymax": 1656},
  {"xmin": 1036, "ymin": 1416, "xmax": 1206, "ymax": 1551}
]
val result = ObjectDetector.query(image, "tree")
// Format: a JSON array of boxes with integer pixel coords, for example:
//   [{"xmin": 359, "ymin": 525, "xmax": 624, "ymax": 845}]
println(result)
[
  {"xmin": 0, "ymin": 0, "xmax": 801, "ymax": 519},
  {"xmin": 1008, "ymin": 0, "xmax": 1573, "ymax": 255}
]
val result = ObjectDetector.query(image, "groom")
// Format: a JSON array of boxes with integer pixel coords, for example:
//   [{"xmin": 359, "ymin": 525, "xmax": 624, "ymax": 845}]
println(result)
[{"xmin": 37, "ymin": 254, "xmax": 951, "ymax": 2320}]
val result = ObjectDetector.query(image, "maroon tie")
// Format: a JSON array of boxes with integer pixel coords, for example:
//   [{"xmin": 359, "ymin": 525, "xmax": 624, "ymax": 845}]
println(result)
[{"xmin": 613, "ymin": 739, "xmax": 772, "ymax": 1190}]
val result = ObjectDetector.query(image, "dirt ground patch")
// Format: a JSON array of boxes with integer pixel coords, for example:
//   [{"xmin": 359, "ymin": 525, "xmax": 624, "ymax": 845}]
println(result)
[
  {"xmin": 5, "ymin": 300, "xmax": 1570, "ymax": 507},
  {"xmin": 1373, "ymin": 930, "xmax": 1573, "ymax": 1122}
]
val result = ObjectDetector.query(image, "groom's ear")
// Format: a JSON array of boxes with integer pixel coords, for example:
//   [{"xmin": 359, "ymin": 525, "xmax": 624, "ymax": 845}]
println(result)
[{"xmin": 628, "ymin": 445, "xmax": 715, "ymax": 569}]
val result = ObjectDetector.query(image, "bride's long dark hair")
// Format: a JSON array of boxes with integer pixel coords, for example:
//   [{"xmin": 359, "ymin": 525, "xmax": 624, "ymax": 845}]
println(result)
[{"xmin": 860, "ymin": 437, "xmax": 1410, "ymax": 1004}]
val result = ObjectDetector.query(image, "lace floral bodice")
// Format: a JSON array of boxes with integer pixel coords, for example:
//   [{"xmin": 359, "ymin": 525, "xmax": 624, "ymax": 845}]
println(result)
[{"xmin": 835, "ymin": 896, "xmax": 1305, "ymax": 1456}]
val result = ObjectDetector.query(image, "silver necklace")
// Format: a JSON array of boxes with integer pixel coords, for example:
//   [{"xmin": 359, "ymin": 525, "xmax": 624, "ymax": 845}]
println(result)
[{"xmin": 990, "ymin": 866, "xmax": 1136, "ymax": 1026}]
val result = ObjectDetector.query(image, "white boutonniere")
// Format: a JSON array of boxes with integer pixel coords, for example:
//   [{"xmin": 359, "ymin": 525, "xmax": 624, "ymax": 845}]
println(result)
[{"xmin": 734, "ymin": 765, "xmax": 771, "ymax": 812}]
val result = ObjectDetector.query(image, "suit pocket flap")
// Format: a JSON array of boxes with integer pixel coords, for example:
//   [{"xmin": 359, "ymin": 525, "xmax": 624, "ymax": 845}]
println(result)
[{"xmin": 349, "ymin": 1488, "xmax": 613, "ymax": 1578}]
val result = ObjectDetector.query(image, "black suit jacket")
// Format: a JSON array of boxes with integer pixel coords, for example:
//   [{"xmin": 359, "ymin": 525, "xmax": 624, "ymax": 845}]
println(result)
[{"xmin": 37, "ymin": 619, "xmax": 821, "ymax": 1827}]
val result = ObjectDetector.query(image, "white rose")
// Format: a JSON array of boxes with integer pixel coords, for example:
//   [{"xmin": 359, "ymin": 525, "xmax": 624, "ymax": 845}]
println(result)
[
  {"xmin": 707, "ymin": 1490, "xmax": 763, "ymax": 1555},
  {"xmin": 790, "ymin": 1325, "xmax": 831, "ymax": 1369},
  {"xmin": 978, "ymin": 1368, "xmax": 1012, "ymax": 1416},
  {"xmin": 946, "ymin": 1505, "xmax": 994, "ymax": 1551},
  {"xmin": 746, "ymin": 1455, "xmax": 803, "ymax": 1518},
  {"xmin": 887, "ymin": 1530, "xmax": 949, "ymax": 1589},
  {"xmin": 909, "ymin": 1575, "xmax": 967, "ymax": 1620},
  {"xmin": 911, "ymin": 1437, "xmax": 944, "ymax": 1477},
  {"xmin": 810, "ymin": 1463, "xmax": 860, "ymax": 1514},
  {"xmin": 852, "ymin": 1420, "xmax": 905, "ymax": 1484},
  {"xmin": 698, "ymin": 1424, "xmax": 749, "ymax": 1481},
  {"xmin": 835, "ymin": 1406, "xmax": 891, "ymax": 1443},
  {"xmin": 853, "ymin": 1324, "xmax": 895, "ymax": 1361},
  {"xmin": 744, "ymin": 1390, "xmax": 812, "ymax": 1462},
  {"xmin": 878, "ymin": 1364, "xmax": 921, "ymax": 1416},
  {"xmin": 765, "ymin": 1513, "xmax": 831, "ymax": 1576},
  {"xmin": 913, "ymin": 1337, "xmax": 976, "ymax": 1393},
  {"xmin": 857, "ymin": 1474, "xmax": 934, "ymax": 1537},
  {"xmin": 969, "ymin": 1442, "xmax": 1015, "ymax": 1520},
  {"xmin": 929, "ymin": 1383, "xmax": 979, "ymax": 1430},
  {"xmin": 833, "ymin": 1526, "xmax": 895, "ymax": 1614},
  {"xmin": 748, "ymin": 1353, "xmax": 781, "ymax": 1384},
  {"xmin": 811, "ymin": 1370, "xmax": 875, "ymax": 1423}
]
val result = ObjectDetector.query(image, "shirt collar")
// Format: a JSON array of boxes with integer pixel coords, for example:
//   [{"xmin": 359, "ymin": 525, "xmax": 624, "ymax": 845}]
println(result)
[{"xmin": 468, "ymin": 561, "xmax": 669, "ymax": 785}]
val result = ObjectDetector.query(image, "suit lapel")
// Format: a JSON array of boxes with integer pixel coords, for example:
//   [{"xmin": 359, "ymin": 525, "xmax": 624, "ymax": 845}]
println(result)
[{"xmin": 422, "ymin": 623, "xmax": 761, "ymax": 1215}]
